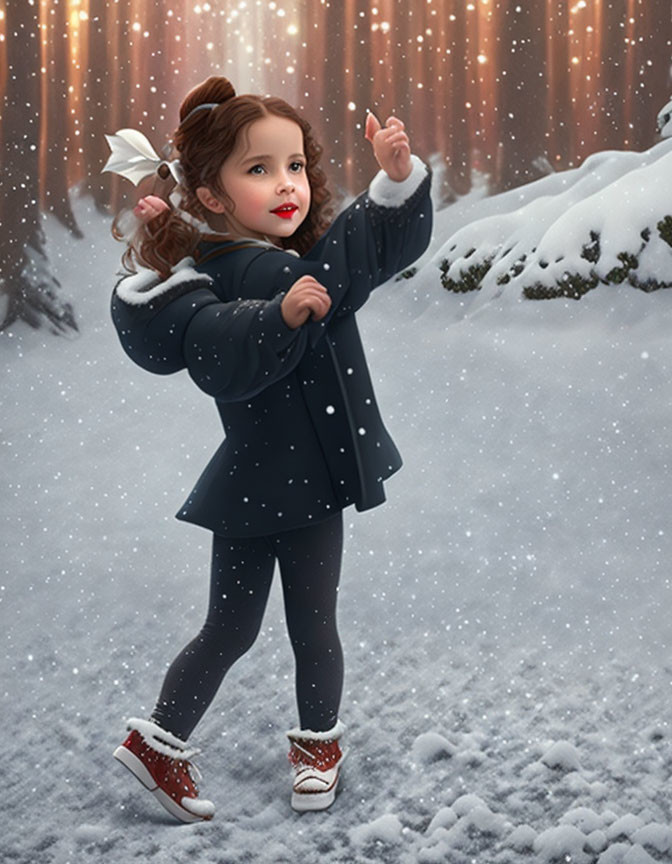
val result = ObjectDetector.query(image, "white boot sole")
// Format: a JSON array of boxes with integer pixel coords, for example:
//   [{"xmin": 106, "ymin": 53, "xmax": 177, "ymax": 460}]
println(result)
[
  {"xmin": 291, "ymin": 768, "xmax": 341, "ymax": 812},
  {"xmin": 113, "ymin": 745, "xmax": 212, "ymax": 824},
  {"xmin": 290, "ymin": 747, "xmax": 347, "ymax": 812}
]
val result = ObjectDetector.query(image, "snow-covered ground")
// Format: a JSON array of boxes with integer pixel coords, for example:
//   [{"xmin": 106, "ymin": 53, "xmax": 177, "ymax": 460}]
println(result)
[{"xmin": 2, "ymin": 145, "xmax": 672, "ymax": 863}]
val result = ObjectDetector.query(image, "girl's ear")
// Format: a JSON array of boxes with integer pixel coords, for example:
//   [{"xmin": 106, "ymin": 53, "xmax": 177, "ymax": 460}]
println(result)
[{"xmin": 196, "ymin": 185, "xmax": 227, "ymax": 214}]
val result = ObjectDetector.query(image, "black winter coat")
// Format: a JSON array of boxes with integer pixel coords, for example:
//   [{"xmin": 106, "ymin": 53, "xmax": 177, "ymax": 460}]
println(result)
[{"xmin": 111, "ymin": 157, "xmax": 432, "ymax": 537}]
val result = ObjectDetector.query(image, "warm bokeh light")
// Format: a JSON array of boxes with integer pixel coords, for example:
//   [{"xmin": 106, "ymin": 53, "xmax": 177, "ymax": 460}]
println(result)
[{"xmin": 2, "ymin": 0, "xmax": 665, "ymax": 204}]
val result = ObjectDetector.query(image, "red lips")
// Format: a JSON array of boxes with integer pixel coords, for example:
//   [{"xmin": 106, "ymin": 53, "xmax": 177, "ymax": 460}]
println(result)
[{"xmin": 271, "ymin": 203, "xmax": 298, "ymax": 218}]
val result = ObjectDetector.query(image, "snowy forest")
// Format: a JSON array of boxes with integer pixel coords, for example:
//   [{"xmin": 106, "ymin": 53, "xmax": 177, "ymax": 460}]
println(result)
[
  {"xmin": 3, "ymin": 1, "xmax": 672, "ymax": 863},
  {"xmin": 0, "ymin": 0, "xmax": 669, "ymax": 331}
]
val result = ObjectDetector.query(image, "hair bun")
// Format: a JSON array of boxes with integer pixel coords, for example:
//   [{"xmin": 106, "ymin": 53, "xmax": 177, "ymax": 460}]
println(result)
[{"xmin": 180, "ymin": 77, "xmax": 236, "ymax": 123}]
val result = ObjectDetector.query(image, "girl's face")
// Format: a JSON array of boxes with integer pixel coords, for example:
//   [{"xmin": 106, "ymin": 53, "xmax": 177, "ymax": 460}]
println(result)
[{"xmin": 214, "ymin": 114, "xmax": 311, "ymax": 244}]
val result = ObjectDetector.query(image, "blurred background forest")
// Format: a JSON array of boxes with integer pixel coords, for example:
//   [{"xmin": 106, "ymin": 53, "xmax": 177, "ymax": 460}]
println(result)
[{"xmin": 0, "ymin": 0, "xmax": 670, "ymax": 332}]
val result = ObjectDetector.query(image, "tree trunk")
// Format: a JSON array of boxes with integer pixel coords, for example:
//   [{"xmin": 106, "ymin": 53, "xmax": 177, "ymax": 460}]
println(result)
[
  {"xmin": 43, "ymin": 0, "xmax": 82, "ymax": 236},
  {"xmin": 598, "ymin": 0, "xmax": 628, "ymax": 150},
  {"xmin": 494, "ymin": 0, "xmax": 549, "ymax": 192},
  {"xmin": 81, "ymin": 0, "xmax": 116, "ymax": 211},
  {"xmin": 631, "ymin": 0, "xmax": 670, "ymax": 150},
  {"xmin": 447, "ymin": 0, "xmax": 471, "ymax": 196},
  {"xmin": 0, "ymin": 0, "xmax": 76, "ymax": 334},
  {"xmin": 547, "ymin": 0, "xmax": 572, "ymax": 170}
]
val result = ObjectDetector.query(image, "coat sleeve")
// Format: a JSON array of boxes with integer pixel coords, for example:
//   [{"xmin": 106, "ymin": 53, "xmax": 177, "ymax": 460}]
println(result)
[
  {"xmin": 236, "ymin": 154, "xmax": 433, "ymax": 346},
  {"xmin": 110, "ymin": 259, "xmax": 308, "ymax": 401}
]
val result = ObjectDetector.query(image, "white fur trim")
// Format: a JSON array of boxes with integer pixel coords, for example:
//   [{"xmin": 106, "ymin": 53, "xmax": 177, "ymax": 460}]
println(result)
[
  {"xmin": 286, "ymin": 719, "xmax": 346, "ymax": 742},
  {"xmin": 368, "ymin": 154, "xmax": 428, "ymax": 208},
  {"xmin": 126, "ymin": 716, "xmax": 201, "ymax": 760},
  {"xmin": 180, "ymin": 795, "xmax": 215, "ymax": 819},
  {"xmin": 115, "ymin": 257, "xmax": 213, "ymax": 306},
  {"xmin": 171, "ymin": 256, "xmax": 197, "ymax": 274}
]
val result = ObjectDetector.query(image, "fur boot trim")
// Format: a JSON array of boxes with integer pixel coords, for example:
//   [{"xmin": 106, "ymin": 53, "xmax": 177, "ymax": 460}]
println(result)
[
  {"xmin": 285, "ymin": 719, "xmax": 346, "ymax": 742},
  {"xmin": 126, "ymin": 717, "xmax": 201, "ymax": 761}
]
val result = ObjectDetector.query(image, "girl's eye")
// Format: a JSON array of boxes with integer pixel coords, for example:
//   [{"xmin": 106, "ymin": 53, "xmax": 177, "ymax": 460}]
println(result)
[
  {"xmin": 290, "ymin": 161, "xmax": 306, "ymax": 173},
  {"xmin": 249, "ymin": 164, "xmax": 265, "ymax": 175}
]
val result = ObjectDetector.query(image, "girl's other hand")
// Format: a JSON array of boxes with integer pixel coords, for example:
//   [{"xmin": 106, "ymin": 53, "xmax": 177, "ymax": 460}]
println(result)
[
  {"xmin": 133, "ymin": 195, "xmax": 170, "ymax": 223},
  {"xmin": 364, "ymin": 112, "xmax": 412, "ymax": 183},
  {"xmin": 281, "ymin": 275, "xmax": 332, "ymax": 329}
]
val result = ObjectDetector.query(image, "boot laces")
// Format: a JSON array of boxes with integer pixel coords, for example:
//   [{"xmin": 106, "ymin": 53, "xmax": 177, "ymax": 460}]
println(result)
[
  {"xmin": 291, "ymin": 740, "xmax": 318, "ymax": 762},
  {"xmin": 156, "ymin": 741, "xmax": 203, "ymax": 787},
  {"xmin": 174, "ymin": 750, "xmax": 203, "ymax": 786}
]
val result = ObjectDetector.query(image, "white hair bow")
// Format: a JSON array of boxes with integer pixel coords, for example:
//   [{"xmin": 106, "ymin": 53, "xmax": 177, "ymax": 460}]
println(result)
[{"xmin": 102, "ymin": 128, "xmax": 184, "ymax": 187}]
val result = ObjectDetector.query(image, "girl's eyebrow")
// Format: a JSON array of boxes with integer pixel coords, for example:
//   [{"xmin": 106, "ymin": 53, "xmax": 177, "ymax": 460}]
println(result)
[{"xmin": 239, "ymin": 152, "xmax": 305, "ymax": 165}]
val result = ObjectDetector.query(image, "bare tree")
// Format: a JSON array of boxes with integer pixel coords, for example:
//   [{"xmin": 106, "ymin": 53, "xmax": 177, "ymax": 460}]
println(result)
[
  {"xmin": 547, "ymin": 0, "xmax": 572, "ymax": 169},
  {"xmin": 0, "ymin": 0, "xmax": 76, "ymax": 334},
  {"xmin": 494, "ymin": 0, "xmax": 549, "ymax": 192},
  {"xmin": 631, "ymin": 0, "xmax": 670, "ymax": 150},
  {"xmin": 43, "ymin": 0, "xmax": 82, "ymax": 235}
]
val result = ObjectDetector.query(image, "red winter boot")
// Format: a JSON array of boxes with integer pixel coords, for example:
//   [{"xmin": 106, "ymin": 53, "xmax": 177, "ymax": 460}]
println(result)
[
  {"xmin": 113, "ymin": 717, "xmax": 215, "ymax": 823},
  {"xmin": 286, "ymin": 720, "xmax": 347, "ymax": 812}
]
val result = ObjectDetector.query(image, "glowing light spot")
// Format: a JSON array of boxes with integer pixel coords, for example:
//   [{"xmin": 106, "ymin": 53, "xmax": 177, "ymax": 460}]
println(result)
[
  {"xmin": 380, "ymin": 21, "xmax": 390, "ymax": 33},
  {"xmin": 287, "ymin": 24, "xmax": 298, "ymax": 35},
  {"xmin": 477, "ymin": 54, "xmax": 487, "ymax": 64},
  {"xmin": 347, "ymin": 101, "xmax": 356, "ymax": 111},
  {"xmin": 132, "ymin": 21, "xmax": 141, "ymax": 31}
]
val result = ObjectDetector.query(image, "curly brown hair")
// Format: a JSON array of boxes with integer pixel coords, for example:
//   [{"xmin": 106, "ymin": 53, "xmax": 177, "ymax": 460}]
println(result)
[{"xmin": 113, "ymin": 76, "xmax": 333, "ymax": 278}]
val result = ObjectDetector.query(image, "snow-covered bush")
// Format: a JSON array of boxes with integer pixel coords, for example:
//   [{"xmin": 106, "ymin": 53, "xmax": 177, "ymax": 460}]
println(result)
[{"xmin": 436, "ymin": 139, "xmax": 672, "ymax": 301}]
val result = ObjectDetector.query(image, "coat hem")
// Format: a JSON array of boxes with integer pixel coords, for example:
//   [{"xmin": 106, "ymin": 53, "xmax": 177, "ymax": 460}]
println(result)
[{"xmin": 175, "ymin": 505, "xmax": 347, "ymax": 540}]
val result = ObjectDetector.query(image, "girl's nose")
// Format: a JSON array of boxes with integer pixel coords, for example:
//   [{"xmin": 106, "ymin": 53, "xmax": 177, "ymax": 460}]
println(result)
[{"xmin": 277, "ymin": 173, "xmax": 295, "ymax": 193}]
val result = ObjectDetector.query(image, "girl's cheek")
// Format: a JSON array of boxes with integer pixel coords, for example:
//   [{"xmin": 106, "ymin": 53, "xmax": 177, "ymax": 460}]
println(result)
[{"xmin": 247, "ymin": 189, "xmax": 271, "ymax": 216}]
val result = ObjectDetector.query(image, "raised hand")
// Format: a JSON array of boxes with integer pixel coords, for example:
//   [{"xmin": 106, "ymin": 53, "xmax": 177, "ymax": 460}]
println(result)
[
  {"xmin": 281, "ymin": 275, "xmax": 332, "ymax": 329},
  {"xmin": 133, "ymin": 195, "xmax": 170, "ymax": 223},
  {"xmin": 364, "ymin": 112, "xmax": 413, "ymax": 182}
]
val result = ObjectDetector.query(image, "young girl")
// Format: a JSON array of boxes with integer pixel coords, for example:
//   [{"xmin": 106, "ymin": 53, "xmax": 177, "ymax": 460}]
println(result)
[{"xmin": 107, "ymin": 75, "xmax": 432, "ymax": 823}]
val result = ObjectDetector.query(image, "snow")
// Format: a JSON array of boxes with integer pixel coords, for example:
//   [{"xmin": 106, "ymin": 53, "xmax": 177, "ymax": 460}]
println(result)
[
  {"xmin": 410, "ymin": 730, "xmax": 457, "ymax": 763},
  {"xmin": 2, "ymin": 143, "xmax": 672, "ymax": 863},
  {"xmin": 350, "ymin": 812, "xmax": 404, "ymax": 846},
  {"xmin": 433, "ymin": 137, "xmax": 672, "ymax": 303},
  {"xmin": 541, "ymin": 740, "xmax": 583, "ymax": 772}
]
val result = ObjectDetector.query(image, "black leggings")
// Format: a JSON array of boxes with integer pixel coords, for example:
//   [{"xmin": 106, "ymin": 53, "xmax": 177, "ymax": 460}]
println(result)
[{"xmin": 151, "ymin": 512, "xmax": 344, "ymax": 741}]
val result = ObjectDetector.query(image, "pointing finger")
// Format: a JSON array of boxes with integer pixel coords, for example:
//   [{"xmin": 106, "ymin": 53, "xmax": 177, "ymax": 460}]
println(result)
[{"xmin": 365, "ymin": 111, "xmax": 381, "ymax": 142}]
